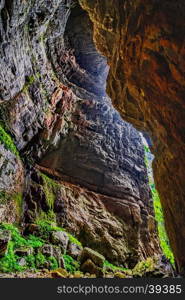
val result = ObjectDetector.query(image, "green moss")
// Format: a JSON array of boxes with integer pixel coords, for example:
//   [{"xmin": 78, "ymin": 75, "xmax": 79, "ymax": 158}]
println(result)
[
  {"xmin": 37, "ymin": 210, "xmax": 56, "ymax": 224},
  {"xmin": 103, "ymin": 260, "xmax": 128, "ymax": 272},
  {"xmin": 144, "ymin": 146, "xmax": 175, "ymax": 265},
  {"xmin": 0, "ymin": 191, "xmax": 9, "ymax": 205},
  {"xmin": 0, "ymin": 221, "xmax": 82, "ymax": 273},
  {"xmin": 14, "ymin": 192, "xmax": 23, "ymax": 219},
  {"xmin": 48, "ymin": 256, "xmax": 58, "ymax": 270},
  {"xmin": 0, "ymin": 223, "xmax": 43, "ymax": 249},
  {"xmin": 21, "ymin": 75, "xmax": 36, "ymax": 93},
  {"xmin": 67, "ymin": 233, "xmax": 82, "ymax": 247},
  {"xmin": 40, "ymin": 173, "xmax": 58, "ymax": 210},
  {"xmin": 34, "ymin": 173, "xmax": 62, "ymax": 224},
  {"xmin": 0, "ymin": 125, "xmax": 19, "ymax": 156},
  {"xmin": 0, "ymin": 241, "xmax": 24, "ymax": 273},
  {"xmin": 63, "ymin": 254, "xmax": 80, "ymax": 273},
  {"xmin": 132, "ymin": 257, "xmax": 156, "ymax": 276},
  {"xmin": 0, "ymin": 223, "xmax": 44, "ymax": 273},
  {"xmin": 35, "ymin": 253, "xmax": 46, "ymax": 268},
  {"xmin": 0, "ymin": 192, "xmax": 23, "ymax": 222},
  {"xmin": 36, "ymin": 220, "xmax": 82, "ymax": 247},
  {"xmin": 152, "ymin": 187, "xmax": 175, "ymax": 265},
  {"xmin": 26, "ymin": 255, "xmax": 35, "ymax": 269}
]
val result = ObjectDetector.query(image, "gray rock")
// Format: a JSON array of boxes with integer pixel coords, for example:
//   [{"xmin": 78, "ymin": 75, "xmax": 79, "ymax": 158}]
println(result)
[
  {"xmin": 59, "ymin": 256, "xmax": 65, "ymax": 269},
  {"xmin": 67, "ymin": 242, "xmax": 82, "ymax": 260},
  {"xmin": 40, "ymin": 244, "xmax": 54, "ymax": 257},
  {"xmin": 40, "ymin": 244, "xmax": 61, "ymax": 260},
  {"xmin": 53, "ymin": 246, "xmax": 62, "ymax": 261},
  {"xmin": 18, "ymin": 258, "xmax": 27, "ymax": 267},
  {"xmin": 15, "ymin": 247, "xmax": 33, "ymax": 257},
  {"xmin": 50, "ymin": 231, "xmax": 69, "ymax": 253}
]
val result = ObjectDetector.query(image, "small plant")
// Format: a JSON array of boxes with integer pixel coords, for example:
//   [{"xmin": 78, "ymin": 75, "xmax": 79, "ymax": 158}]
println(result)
[
  {"xmin": 0, "ymin": 223, "xmax": 44, "ymax": 272},
  {"xmin": 132, "ymin": 257, "xmax": 155, "ymax": 276},
  {"xmin": 0, "ymin": 241, "xmax": 24, "ymax": 273},
  {"xmin": 152, "ymin": 187, "xmax": 175, "ymax": 265},
  {"xmin": 26, "ymin": 255, "xmax": 36, "ymax": 269},
  {"xmin": 48, "ymin": 256, "xmax": 58, "ymax": 270},
  {"xmin": 103, "ymin": 260, "xmax": 128, "ymax": 272},
  {"xmin": 0, "ymin": 222, "xmax": 82, "ymax": 273},
  {"xmin": 36, "ymin": 220, "xmax": 82, "ymax": 247},
  {"xmin": 63, "ymin": 254, "xmax": 79, "ymax": 273},
  {"xmin": 35, "ymin": 253, "xmax": 46, "ymax": 269},
  {"xmin": 0, "ymin": 125, "xmax": 19, "ymax": 156}
]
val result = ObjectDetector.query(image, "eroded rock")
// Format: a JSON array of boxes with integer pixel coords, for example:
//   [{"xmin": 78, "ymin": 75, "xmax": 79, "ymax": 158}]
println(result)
[
  {"xmin": 79, "ymin": 247, "xmax": 105, "ymax": 268},
  {"xmin": 79, "ymin": 0, "xmax": 185, "ymax": 274},
  {"xmin": 50, "ymin": 231, "xmax": 69, "ymax": 253}
]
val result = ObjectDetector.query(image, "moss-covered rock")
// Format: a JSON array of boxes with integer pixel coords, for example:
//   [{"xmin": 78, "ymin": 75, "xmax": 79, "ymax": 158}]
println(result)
[
  {"xmin": 79, "ymin": 247, "xmax": 105, "ymax": 267},
  {"xmin": 80, "ymin": 258, "xmax": 104, "ymax": 277}
]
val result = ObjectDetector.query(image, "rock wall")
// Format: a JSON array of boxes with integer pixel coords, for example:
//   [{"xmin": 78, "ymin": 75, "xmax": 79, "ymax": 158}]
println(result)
[
  {"xmin": 0, "ymin": 0, "xmax": 161, "ymax": 267},
  {"xmin": 79, "ymin": 0, "xmax": 185, "ymax": 274}
]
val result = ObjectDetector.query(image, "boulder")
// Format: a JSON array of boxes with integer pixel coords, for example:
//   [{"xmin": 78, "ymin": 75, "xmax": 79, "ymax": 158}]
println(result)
[
  {"xmin": 67, "ymin": 242, "xmax": 82, "ymax": 259},
  {"xmin": 50, "ymin": 271, "xmax": 66, "ymax": 278},
  {"xmin": 132, "ymin": 256, "xmax": 174, "ymax": 278},
  {"xmin": 114, "ymin": 272, "xmax": 126, "ymax": 278},
  {"xmin": 15, "ymin": 247, "xmax": 33, "ymax": 257},
  {"xmin": 79, "ymin": 247, "xmax": 105, "ymax": 267},
  {"xmin": 18, "ymin": 258, "xmax": 27, "ymax": 267},
  {"xmin": 52, "ymin": 268, "xmax": 68, "ymax": 277},
  {"xmin": 40, "ymin": 244, "xmax": 61, "ymax": 260},
  {"xmin": 59, "ymin": 256, "xmax": 65, "ymax": 269},
  {"xmin": 80, "ymin": 259, "xmax": 104, "ymax": 277},
  {"xmin": 50, "ymin": 231, "xmax": 69, "ymax": 253},
  {"xmin": 40, "ymin": 244, "xmax": 54, "ymax": 257}
]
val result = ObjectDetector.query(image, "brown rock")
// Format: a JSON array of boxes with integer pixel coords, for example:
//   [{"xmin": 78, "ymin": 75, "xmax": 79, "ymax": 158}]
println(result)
[
  {"xmin": 79, "ymin": 0, "xmax": 185, "ymax": 275},
  {"xmin": 79, "ymin": 247, "xmax": 105, "ymax": 267},
  {"xmin": 80, "ymin": 259, "xmax": 104, "ymax": 277}
]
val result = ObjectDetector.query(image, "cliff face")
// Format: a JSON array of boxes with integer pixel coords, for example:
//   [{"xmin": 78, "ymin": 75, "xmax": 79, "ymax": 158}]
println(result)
[
  {"xmin": 79, "ymin": 0, "xmax": 185, "ymax": 274},
  {"xmin": 0, "ymin": 0, "xmax": 161, "ymax": 268}
]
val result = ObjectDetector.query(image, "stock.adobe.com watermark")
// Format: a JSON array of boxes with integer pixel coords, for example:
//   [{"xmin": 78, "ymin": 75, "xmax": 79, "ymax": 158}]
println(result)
[{"xmin": 57, "ymin": 284, "xmax": 182, "ymax": 296}]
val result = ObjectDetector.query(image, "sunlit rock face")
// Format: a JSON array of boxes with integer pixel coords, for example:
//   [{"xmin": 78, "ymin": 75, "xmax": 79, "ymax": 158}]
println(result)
[
  {"xmin": 0, "ymin": 0, "xmax": 160, "ymax": 266},
  {"xmin": 79, "ymin": 0, "xmax": 185, "ymax": 274}
]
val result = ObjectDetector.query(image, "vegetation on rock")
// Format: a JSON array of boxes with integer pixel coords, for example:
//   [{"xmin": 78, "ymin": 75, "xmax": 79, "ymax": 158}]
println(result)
[
  {"xmin": 0, "ymin": 221, "xmax": 81, "ymax": 273},
  {"xmin": 144, "ymin": 145, "xmax": 174, "ymax": 265},
  {"xmin": 36, "ymin": 220, "xmax": 82, "ymax": 247},
  {"xmin": 63, "ymin": 254, "xmax": 79, "ymax": 273},
  {"xmin": 0, "ymin": 125, "xmax": 19, "ymax": 157}
]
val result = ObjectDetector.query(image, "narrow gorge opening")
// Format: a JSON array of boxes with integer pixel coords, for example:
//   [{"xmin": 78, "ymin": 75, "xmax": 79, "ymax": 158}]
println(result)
[{"xmin": 37, "ymin": 2, "xmax": 174, "ymax": 270}]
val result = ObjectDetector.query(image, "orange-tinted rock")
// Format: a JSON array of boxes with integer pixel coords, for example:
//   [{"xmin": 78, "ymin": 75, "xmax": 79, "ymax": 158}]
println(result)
[{"xmin": 79, "ymin": 0, "xmax": 185, "ymax": 275}]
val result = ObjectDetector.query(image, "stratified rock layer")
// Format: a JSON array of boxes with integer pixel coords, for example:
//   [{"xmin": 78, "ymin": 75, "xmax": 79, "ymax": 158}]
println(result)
[
  {"xmin": 79, "ymin": 0, "xmax": 185, "ymax": 274},
  {"xmin": 0, "ymin": 0, "xmax": 161, "ymax": 267}
]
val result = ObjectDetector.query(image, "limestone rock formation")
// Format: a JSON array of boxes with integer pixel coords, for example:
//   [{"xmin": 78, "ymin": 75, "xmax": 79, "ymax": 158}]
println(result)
[
  {"xmin": 0, "ymin": 0, "xmax": 163, "ymax": 272},
  {"xmin": 79, "ymin": 0, "xmax": 185, "ymax": 275}
]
